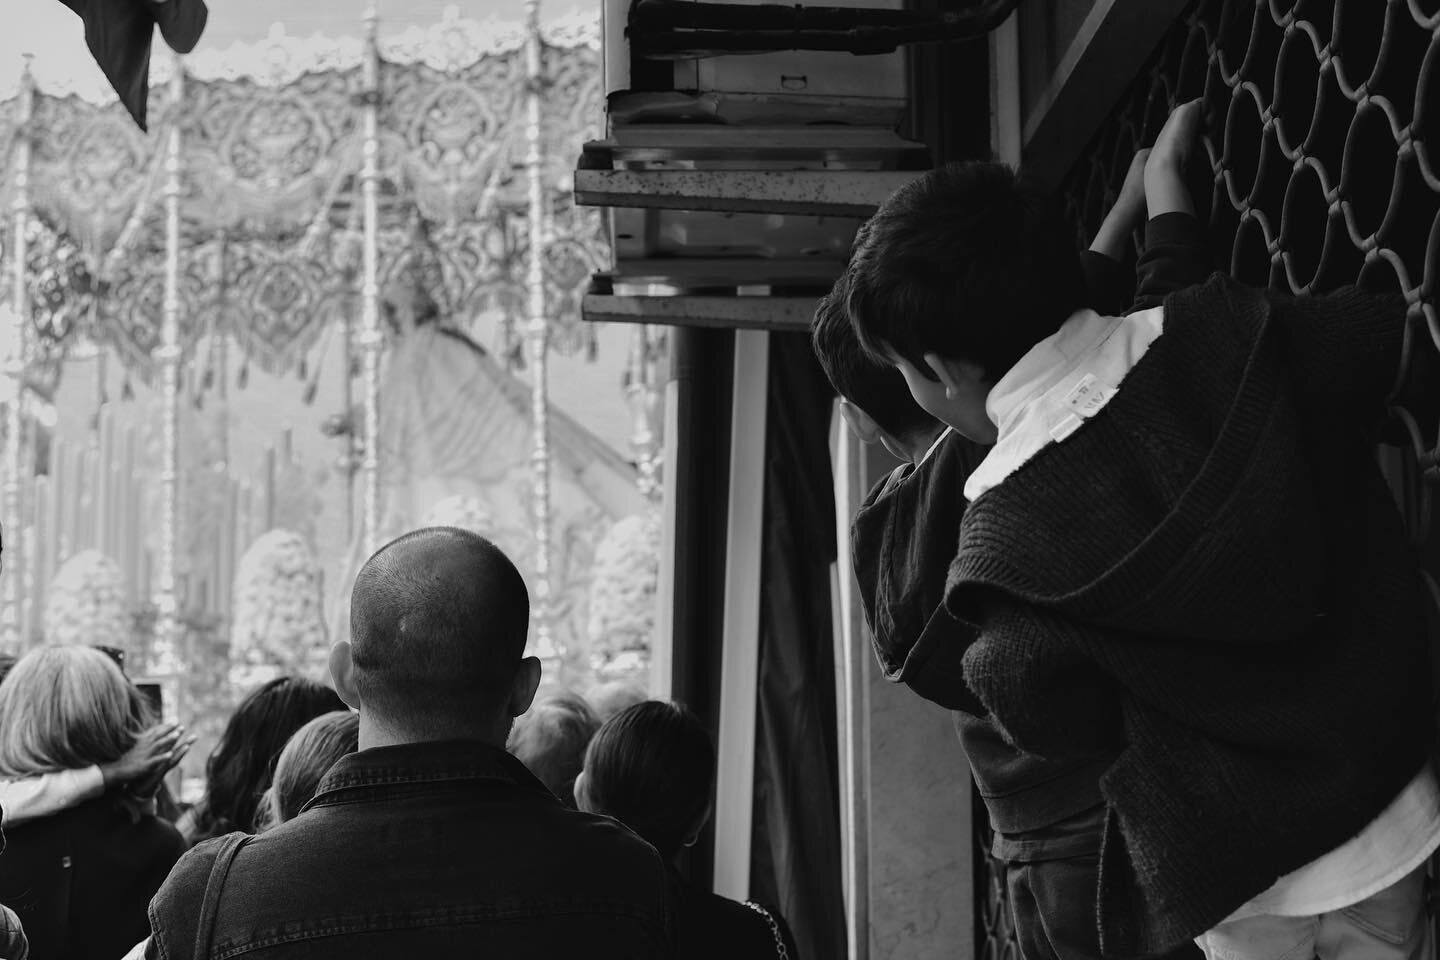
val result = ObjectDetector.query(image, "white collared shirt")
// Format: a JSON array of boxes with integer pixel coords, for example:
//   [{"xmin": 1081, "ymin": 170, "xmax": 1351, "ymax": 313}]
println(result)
[
  {"xmin": 963, "ymin": 303, "xmax": 1440, "ymax": 920},
  {"xmin": 963, "ymin": 306, "xmax": 1164, "ymax": 501}
]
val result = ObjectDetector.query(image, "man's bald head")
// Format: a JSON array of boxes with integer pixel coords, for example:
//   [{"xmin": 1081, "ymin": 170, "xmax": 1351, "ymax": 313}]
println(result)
[{"xmin": 348, "ymin": 527, "xmax": 530, "ymax": 735}]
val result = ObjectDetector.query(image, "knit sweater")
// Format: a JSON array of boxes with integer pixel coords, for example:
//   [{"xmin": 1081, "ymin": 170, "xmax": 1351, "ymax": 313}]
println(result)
[
  {"xmin": 943, "ymin": 273, "xmax": 1433, "ymax": 957},
  {"xmin": 850, "ymin": 213, "xmax": 1214, "ymax": 837}
]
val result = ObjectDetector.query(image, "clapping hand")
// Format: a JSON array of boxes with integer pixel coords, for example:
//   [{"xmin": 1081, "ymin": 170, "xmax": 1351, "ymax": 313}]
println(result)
[{"xmin": 102, "ymin": 723, "xmax": 196, "ymax": 799}]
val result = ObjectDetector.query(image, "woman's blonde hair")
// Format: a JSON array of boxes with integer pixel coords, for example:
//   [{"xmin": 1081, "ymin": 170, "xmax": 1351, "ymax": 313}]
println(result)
[
  {"xmin": 0, "ymin": 645, "xmax": 152, "ymax": 777},
  {"xmin": 258, "ymin": 710, "xmax": 359, "ymax": 829}
]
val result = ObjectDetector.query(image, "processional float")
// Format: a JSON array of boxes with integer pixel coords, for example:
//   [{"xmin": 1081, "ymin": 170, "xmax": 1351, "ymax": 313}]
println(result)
[{"xmin": 0, "ymin": 6, "xmax": 663, "ymax": 668}]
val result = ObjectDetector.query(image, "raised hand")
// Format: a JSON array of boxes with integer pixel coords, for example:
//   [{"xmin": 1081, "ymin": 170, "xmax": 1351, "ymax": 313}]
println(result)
[{"xmin": 101, "ymin": 723, "xmax": 190, "ymax": 792}]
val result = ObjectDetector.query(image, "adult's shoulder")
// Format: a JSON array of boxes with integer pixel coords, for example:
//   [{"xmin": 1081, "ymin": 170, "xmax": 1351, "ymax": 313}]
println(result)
[
  {"xmin": 560, "ymin": 807, "xmax": 668, "ymax": 871},
  {"xmin": 147, "ymin": 833, "xmax": 244, "ymax": 960},
  {"xmin": 154, "ymin": 831, "xmax": 234, "ymax": 896}
]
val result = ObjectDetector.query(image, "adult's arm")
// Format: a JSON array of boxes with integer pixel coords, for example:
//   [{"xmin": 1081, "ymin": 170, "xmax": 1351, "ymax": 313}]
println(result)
[
  {"xmin": 0, "ymin": 766, "xmax": 104, "ymax": 828},
  {"xmin": 1269, "ymin": 284, "xmax": 1412, "ymax": 430}
]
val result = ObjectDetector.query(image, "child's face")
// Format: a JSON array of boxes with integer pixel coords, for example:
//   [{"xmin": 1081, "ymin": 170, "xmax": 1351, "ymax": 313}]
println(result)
[{"xmin": 890, "ymin": 352, "xmax": 998, "ymax": 445}]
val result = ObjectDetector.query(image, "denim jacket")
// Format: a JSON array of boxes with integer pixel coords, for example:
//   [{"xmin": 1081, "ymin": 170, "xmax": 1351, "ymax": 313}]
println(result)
[{"xmin": 146, "ymin": 740, "xmax": 673, "ymax": 959}]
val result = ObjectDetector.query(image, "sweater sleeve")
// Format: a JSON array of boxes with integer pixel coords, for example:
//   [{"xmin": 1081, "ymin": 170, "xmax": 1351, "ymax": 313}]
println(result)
[
  {"xmin": 0, "ymin": 766, "xmax": 106, "ymax": 828},
  {"xmin": 958, "ymin": 594, "xmax": 1120, "ymax": 760},
  {"xmin": 1270, "ymin": 286, "xmax": 1410, "ymax": 428},
  {"xmin": 1080, "ymin": 250, "xmax": 1132, "ymax": 317},
  {"xmin": 1130, "ymin": 212, "xmax": 1211, "ymax": 311}
]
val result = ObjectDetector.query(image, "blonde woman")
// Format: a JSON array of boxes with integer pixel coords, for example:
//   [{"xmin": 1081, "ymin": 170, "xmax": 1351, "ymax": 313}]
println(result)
[{"xmin": 0, "ymin": 646, "xmax": 186, "ymax": 960}]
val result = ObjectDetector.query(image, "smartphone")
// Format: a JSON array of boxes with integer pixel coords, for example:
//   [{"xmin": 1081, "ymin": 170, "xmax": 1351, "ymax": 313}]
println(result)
[{"xmin": 133, "ymin": 677, "xmax": 179, "ymax": 726}]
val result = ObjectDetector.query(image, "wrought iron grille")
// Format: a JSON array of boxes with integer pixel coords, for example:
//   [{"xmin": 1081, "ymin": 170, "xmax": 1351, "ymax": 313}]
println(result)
[
  {"xmin": 1063, "ymin": 0, "xmax": 1438, "ymax": 592},
  {"xmin": 981, "ymin": 0, "xmax": 1439, "ymax": 954}
]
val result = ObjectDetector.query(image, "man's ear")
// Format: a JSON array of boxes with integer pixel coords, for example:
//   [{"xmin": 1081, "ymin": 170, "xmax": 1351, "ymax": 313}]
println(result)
[
  {"xmin": 328, "ymin": 641, "xmax": 361, "ymax": 711},
  {"xmin": 508, "ymin": 656, "xmax": 543, "ymax": 720},
  {"xmin": 924, "ymin": 353, "xmax": 989, "ymax": 400},
  {"xmin": 838, "ymin": 400, "xmax": 882, "ymax": 444}
]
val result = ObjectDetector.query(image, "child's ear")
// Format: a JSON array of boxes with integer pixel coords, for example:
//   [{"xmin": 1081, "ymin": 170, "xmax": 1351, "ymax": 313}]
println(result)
[
  {"xmin": 838, "ymin": 400, "xmax": 882, "ymax": 444},
  {"xmin": 924, "ymin": 353, "xmax": 988, "ymax": 400}
]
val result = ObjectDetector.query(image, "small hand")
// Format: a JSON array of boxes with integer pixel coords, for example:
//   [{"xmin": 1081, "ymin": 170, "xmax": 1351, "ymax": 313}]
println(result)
[
  {"xmin": 100, "ymin": 723, "xmax": 186, "ymax": 789},
  {"xmin": 128, "ymin": 733, "xmax": 195, "ymax": 800}
]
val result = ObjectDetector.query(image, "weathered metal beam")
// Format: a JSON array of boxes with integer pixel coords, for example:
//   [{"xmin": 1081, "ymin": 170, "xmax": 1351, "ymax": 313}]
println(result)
[
  {"xmin": 598, "ymin": 124, "xmax": 926, "ymax": 163},
  {"xmin": 583, "ymin": 293, "xmax": 818, "ymax": 331},
  {"xmin": 1021, "ymin": 0, "xmax": 1191, "ymax": 189},
  {"xmin": 574, "ymin": 168, "xmax": 919, "ymax": 216},
  {"xmin": 607, "ymin": 257, "xmax": 843, "ymax": 287}
]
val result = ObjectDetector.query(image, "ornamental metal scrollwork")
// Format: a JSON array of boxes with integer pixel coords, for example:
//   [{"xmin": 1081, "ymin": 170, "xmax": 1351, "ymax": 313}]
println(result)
[{"xmin": 1061, "ymin": 0, "xmax": 1437, "ymax": 572}]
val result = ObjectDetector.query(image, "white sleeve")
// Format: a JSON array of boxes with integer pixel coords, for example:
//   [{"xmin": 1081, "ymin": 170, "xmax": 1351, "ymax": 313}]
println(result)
[{"xmin": 0, "ymin": 765, "xmax": 106, "ymax": 827}]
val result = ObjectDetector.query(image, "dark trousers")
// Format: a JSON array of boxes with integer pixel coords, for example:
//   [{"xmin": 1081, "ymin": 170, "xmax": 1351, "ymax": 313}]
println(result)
[
  {"xmin": 1006, "ymin": 854, "xmax": 1204, "ymax": 960},
  {"xmin": 997, "ymin": 803, "xmax": 1204, "ymax": 960}
]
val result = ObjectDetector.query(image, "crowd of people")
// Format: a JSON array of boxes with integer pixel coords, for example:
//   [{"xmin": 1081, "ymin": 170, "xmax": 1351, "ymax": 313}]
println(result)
[
  {"xmin": 0, "ymin": 87, "xmax": 1433, "ymax": 960},
  {"xmin": 0, "ymin": 527, "xmax": 797, "ymax": 959}
]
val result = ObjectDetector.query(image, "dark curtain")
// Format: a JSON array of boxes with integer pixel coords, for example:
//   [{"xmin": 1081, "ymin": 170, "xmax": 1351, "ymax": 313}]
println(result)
[
  {"xmin": 749, "ymin": 331, "xmax": 844, "ymax": 960},
  {"xmin": 669, "ymin": 327, "xmax": 736, "ymax": 887}
]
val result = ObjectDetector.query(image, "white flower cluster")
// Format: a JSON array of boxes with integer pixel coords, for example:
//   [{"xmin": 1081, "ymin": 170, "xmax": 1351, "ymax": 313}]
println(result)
[
  {"xmin": 230, "ymin": 530, "xmax": 329, "ymax": 684},
  {"xmin": 421, "ymin": 495, "xmax": 493, "ymax": 536},
  {"xmin": 43, "ymin": 550, "xmax": 131, "ymax": 651},
  {"xmin": 586, "ymin": 511, "xmax": 662, "ymax": 661}
]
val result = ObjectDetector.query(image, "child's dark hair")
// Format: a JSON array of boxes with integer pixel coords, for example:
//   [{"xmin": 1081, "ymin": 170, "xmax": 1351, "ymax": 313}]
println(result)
[
  {"xmin": 191, "ymin": 676, "xmax": 346, "ymax": 836},
  {"xmin": 846, "ymin": 161, "xmax": 1086, "ymax": 381},
  {"xmin": 578, "ymin": 700, "xmax": 714, "ymax": 859},
  {"xmin": 812, "ymin": 272, "xmax": 939, "ymax": 442}
]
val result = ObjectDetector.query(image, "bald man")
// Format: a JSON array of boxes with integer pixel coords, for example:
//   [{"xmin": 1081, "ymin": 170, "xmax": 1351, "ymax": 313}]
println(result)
[{"xmin": 145, "ymin": 528, "xmax": 673, "ymax": 960}]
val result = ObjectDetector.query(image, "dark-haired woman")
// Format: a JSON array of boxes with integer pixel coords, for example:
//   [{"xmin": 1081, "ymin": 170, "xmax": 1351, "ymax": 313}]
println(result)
[
  {"xmin": 575, "ymin": 700, "xmax": 799, "ymax": 959},
  {"xmin": 178, "ymin": 676, "xmax": 345, "ymax": 845}
]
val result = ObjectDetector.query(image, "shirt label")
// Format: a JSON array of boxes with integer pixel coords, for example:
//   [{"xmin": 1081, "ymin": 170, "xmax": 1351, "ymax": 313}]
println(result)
[
  {"xmin": 1049, "ymin": 413, "xmax": 1084, "ymax": 443},
  {"xmin": 1063, "ymin": 374, "xmax": 1116, "ymax": 419}
]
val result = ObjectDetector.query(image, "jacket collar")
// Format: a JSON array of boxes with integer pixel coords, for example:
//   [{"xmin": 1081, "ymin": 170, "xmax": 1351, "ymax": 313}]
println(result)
[{"xmin": 305, "ymin": 739, "xmax": 551, "ymax": 812}]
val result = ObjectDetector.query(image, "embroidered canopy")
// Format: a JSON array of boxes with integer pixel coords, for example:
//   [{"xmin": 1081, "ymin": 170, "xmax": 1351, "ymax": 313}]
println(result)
[{"xmin": 0, "ymin": 7, "xmax": 608, "ymax": 385}]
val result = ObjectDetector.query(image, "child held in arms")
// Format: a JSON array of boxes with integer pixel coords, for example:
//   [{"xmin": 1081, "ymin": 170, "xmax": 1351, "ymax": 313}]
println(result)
[
  {"xmin": 844, "ymin": 99, "xmax": 1436, "ymax": 960},
  {"xmin": 813, "ymin": 104, "xmax": 1209, "ymax": 960}
]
